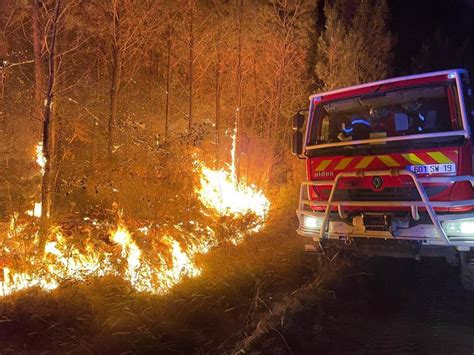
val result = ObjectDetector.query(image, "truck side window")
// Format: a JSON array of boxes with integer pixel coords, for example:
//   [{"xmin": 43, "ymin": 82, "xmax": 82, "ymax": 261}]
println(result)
[{"xmin": 394, "ymin": 113, "xmax": 409, "ymax": 131}]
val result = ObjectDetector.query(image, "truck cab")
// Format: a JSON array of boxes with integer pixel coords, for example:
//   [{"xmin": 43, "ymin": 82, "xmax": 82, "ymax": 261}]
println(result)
[{"xmin": 292, "ymin": 69, "xmax": 474, "ymax": 289}]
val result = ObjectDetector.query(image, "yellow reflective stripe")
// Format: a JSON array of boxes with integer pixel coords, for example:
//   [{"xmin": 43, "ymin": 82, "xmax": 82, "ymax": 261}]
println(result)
[
  {"xmin": 427, "ymin": 151, "xmax": 453, "ymax": 164},
  {"xmin": 355, "ymin": 156, "xmax": 375, "ymax": 169},
  {"xmin": 315, "ymin": 160, "xmax": 332, "ymax": 171},
  {"xmin": 377, "ymin": 155, "xmax": 400, "ymax": 167},
  {"xmin": 334, "ymin": 158, "xmax": 352, "ymax": 170},
  {"xmin": 402, "ymin": 153, "xmax": 425, "ymax": 165}
]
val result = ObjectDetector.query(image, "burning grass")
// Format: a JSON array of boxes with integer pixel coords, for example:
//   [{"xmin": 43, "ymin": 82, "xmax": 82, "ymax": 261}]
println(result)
[
  {"xmin": 2, "ymin": 133, "xmax": 270, "ymax": 297},
  {"xmin": 0, "ymin": 210, "xmax": 264, "ymax": 297},
  {"xmin": 0, "ymin": 223, "xmax": 344, "ymax": 353},
  {"xmin": 0, "ymin": 131, "xmax": 326, "ymax": 353},
  {"xmin": 0, "ymin": 168, "xmax": 345, "ymax": 353}
]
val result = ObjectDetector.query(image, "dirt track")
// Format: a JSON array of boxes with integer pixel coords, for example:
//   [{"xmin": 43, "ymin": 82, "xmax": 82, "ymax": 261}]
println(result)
[{"xmin": 271, "ymin": 257, "xmax": 474, "ymax": 354}]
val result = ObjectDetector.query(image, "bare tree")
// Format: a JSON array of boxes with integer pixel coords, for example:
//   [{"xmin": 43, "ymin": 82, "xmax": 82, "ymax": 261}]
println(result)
[
  {"xmin": 187, "ymin": 0, "xmax": 196, "ymax": 133},
  {"xmin": 108, "ymin": 0, "xmax": 122, "ymax": 155},
  {"xmin": 235, "ymin": 0, "xmax": 243, "ymax": 177},
  {"xmin": 213, "ymin": 25, "xmax": 222, "ymax": 167},
  {"xmin": 41, "ymin": 0, "xmax": 62, "ymax": 231},
  {"xmin": 165, "ymin": 22, "xmax": 172, "ymax": 138},
  {"xmin": 31, "ymin": 0, "xmax": 45, "ymax": 123}
]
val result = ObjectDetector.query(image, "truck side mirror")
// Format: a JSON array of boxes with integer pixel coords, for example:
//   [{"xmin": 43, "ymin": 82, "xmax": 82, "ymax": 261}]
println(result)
[
  {"xmin": 292, "ymin": 113, "xmax": 305, "ymax": 130},
  {"xmin": 291, "ymin": 131, "xmax": 303, "ymax": 156}
]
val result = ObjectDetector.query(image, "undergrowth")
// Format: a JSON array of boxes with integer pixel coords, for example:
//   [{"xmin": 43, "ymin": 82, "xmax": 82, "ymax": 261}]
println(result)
[{"xmin": 0, "ymin": 219, "xmax": 347, "ymax": 354}]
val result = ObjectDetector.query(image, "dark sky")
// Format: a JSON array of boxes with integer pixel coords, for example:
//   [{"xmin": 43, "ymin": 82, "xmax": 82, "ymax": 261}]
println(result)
[{"xmin": 389, "ymin": 0, "xmax": 474, "ymax": 74}]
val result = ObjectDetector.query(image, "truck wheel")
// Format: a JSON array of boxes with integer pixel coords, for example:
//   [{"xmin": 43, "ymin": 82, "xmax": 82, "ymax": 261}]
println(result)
[
  {"xmin": 445, "ymin": 252, "xmax": 459, "ymax": 267},
  {"xmin": 460, "ymin": 252, "xmax": 474, "ymax": 292}
]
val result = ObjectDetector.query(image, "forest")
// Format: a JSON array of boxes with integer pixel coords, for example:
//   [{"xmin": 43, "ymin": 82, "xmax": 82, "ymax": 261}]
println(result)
[{"xmin": 1, "ymin": 0, "xmax": 474, "ymax": 352}]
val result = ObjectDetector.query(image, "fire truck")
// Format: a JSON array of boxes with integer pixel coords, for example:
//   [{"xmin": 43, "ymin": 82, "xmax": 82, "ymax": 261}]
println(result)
[{"xmin": 291, "ymin": 69, "xmax": 474, "ymax": 290}]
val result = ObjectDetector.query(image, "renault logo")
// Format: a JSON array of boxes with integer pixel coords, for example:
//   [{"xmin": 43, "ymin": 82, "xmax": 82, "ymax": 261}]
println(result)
[{"xmin": 372, "ymin": 176, "xmax": 383, "ymax": 189}]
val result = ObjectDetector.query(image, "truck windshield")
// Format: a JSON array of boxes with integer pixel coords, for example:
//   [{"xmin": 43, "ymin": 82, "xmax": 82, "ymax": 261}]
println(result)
[{"xmin": 309, "ymin": 83, "xmax": 462, "ymax": 150}]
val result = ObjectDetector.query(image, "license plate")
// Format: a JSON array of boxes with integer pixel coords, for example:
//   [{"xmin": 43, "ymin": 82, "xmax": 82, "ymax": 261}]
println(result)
[{"xmin": 407, "ymin": 163, "xmax": 456, "ymax": 175}]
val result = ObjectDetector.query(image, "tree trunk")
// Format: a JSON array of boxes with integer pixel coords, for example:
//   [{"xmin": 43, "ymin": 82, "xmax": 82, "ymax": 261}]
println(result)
[
  {"xmin": 0, "ymin": 0, "xmax": 9, "ymax": 58},
  {"xmin": 188, "ymin": 0, "xmax": 194, "ymax": 133},
  {"xmin": 273, "ymin": 74, "xmax": 283, "ymax": 140},
  {"xmin": 252, "ymin": 56, "xmax": 258, "ymax": 133},
  {"xmin": 108, "ymin": 0, "xmax": 122, "ymax": 155},
  {"xmin": 215, "ymin": 56, "xmax": 221, "ymax": 168},
  {"xmin": 235, "ymin": 0, "xmax": 243, "ymax": 179},
  {"xmin": 0, "ymin": 2, "xmax": 12, "ymax": 215},
  {"xmin": 165, "ymin": 23, "xmax": 172, "ymax": 138},
  {"xmin": 0, "ymin": 67, "xmax": 13, "ymax": 216},
  {"xmin": 31, "ymin": 0, "xmax": 45, "ymax": 123},
  {"xmin": 41, "ymin": 0, "xmax": 61, "ymax": 233},
  {"xmin": 214, "ymin": 24, "xmax": 222, "ymax": 169}
]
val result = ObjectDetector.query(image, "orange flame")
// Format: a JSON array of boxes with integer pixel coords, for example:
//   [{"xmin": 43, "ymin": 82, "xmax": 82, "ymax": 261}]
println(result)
[
  {"xmin": 35, "ymin": 142, "xmax": 46, "ymax": 175},
  {"xmin": 195, "ymin": 127, "xmax": 270, "ymax": 224},
  {"xmin": 1, "ymin": 133, "xmax": 270, "ymax": 297}
]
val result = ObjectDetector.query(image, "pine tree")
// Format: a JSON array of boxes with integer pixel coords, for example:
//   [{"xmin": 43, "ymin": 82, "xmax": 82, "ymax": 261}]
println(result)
[{"xmin": 315, "ymin": 0, "xmax": 393, "ymax": 90}]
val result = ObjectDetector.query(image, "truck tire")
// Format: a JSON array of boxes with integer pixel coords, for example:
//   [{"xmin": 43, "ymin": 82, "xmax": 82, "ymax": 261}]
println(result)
[
  {"xmin": 460, "ymin": 252, "xmax": 474, "ymax": 292},
  {"xmin": 461, "ymin": 266, "xmax": 474, "ymax": 291}
]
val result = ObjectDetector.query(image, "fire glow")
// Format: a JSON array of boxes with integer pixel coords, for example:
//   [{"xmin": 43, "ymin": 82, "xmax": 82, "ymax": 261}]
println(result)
[
  {"xmin": 1, "ymin": 220, "xmax": 219, "ymax": 296},
  {"xmin": 196, "ymin": 127, "xmax": 270, "ymax": 220},
  {"xmin": 35, "ymin": 141, "xmax": 46, "ymax": 175},
  {"xmin": 0, "ymin": 138, "xmax": 270, "ymax": 297},
  {"xmin": 197, "ymin": 167, "xmax": 270, "ymax": 219}
]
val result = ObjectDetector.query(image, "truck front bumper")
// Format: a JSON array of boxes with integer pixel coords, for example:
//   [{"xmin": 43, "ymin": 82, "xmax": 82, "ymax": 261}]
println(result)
[{"xmin": 297, "ymin": 169, "xmax": 474, "ymax": 249}]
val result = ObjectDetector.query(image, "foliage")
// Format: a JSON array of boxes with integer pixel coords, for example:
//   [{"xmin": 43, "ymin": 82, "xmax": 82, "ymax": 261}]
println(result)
[
  {"xmin": 0, "ymin": 0, "xmax": 317, "ymax": 220},
  {"xmin": 315, "ymin": 0, "xmax": 394, "ymax": 90},
  {"xmin": 411, "ymin": 29, "xmax": 474, "ymax": 75}
]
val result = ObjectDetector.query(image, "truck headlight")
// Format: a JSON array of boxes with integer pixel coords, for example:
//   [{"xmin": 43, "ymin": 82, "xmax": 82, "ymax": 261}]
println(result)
[
  {"xmin": 302, "ymin": 215, "xmax": 323, "ymax": 231},
  {"xmin": 443, "ymin": 219, "xmax": 474, "ymax": 237}
]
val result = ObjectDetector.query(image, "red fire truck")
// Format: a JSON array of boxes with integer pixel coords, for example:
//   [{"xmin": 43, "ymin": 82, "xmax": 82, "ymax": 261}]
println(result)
[{"xmin": 292, "ymin": 69, "xmax": 474, "ymax": 290}]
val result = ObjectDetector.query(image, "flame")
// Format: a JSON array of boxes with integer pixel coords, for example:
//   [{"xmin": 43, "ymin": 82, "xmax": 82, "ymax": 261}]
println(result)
[
  {"xmin": 0, "ymin": 130, "xmax": 270, "ymax": 297},
  {"xmin": 26, "ymin": 202, "xmax": 42, "ymax": 218},
  {"xmin": 110, "ymin": 224, "xmax": 146, "ymax": 289},
  {"xmin": 7, "ymin": 213, "xmax": 24, "ymax": 238},
  {"xmin": 26, "ymin": 142, "xmax": 46, "ymax": 218},
  {"xmin": 35, "ymin": 142, "xmax": 46, "ymax": 175},
  {"xmin": 196, "ymin": 126, "xmax": 270, "ymax": 222},
  {"xmin": 1, "ymin": 227, "xmax": 112, "ymax": 296},
  {"xmin": 198, "ymin": 167, "xmax": 269, "ymax": 219},
  {"xmin": 108, "ymin": 224, "xmax": 204, "ymax": 293},
  {"xmin": 230, "ymin": 124, "xmax": 238, "ymax": 184},
  {"xmin": 1, "ymin": 207, "xmax": 254, "ymax": 297},
  {"xmin": 1, "ymin": 193, "xmax": 267, "ymax": 297}
]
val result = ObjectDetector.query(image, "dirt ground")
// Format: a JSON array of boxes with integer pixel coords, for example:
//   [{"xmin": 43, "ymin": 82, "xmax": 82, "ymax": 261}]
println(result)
[{"xmin": 256, "ymin": 256, "xmax": 474, "ymax": 355}]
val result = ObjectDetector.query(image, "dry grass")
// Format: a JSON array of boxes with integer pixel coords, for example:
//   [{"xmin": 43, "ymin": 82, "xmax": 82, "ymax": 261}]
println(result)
[{"xmin": 0, "ymin": 218, "xmax": 347, "ymax": 354}]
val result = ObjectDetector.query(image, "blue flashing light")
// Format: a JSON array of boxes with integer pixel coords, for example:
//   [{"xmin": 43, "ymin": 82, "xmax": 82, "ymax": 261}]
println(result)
[
  {"xmin": 417, "ymin": 126, "xmax": 422, "ymax": 132},
  {"xmin": 418, "ymin": 113, "xmax": 425, "ymax": 121},
  {"xmin": 352, "ymin": 119, "xmax": 371, "ymax": 126},
  {"xmin": 448, "ymin": 72, "xmax": 456, "ymax": 79},
  {"xmin": 342, "ymin": 127, "xmax": 353, "ymax": 134}
]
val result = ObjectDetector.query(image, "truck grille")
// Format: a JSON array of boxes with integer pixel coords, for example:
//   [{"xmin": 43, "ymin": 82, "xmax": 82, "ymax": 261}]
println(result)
[
  {"xmin": 349, "ymin": 187, "xmax": 419, "ymax": 201},
  {"xmin": 319, "ymin": 186, "xmax": 448, "ymax": 202}
]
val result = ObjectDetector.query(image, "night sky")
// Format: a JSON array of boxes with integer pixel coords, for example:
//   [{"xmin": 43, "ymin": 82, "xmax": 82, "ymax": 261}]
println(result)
[{"xmin": 389, "ymin": 0, "xmax": 474, "ymax": 74}]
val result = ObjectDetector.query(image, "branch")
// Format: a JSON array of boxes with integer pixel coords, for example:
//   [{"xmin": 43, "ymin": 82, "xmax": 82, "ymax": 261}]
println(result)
[{"xmin": 1, "ymin": 59, "xmax": 35, "ymax": 69}]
